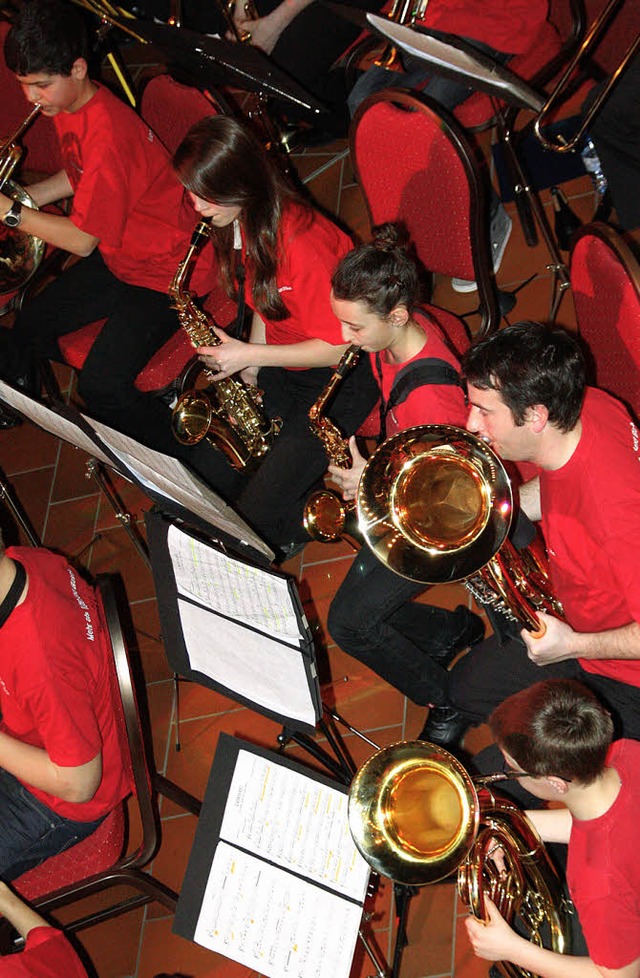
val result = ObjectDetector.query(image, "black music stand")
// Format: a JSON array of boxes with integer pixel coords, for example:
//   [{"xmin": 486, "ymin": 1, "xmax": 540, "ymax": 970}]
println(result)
[{"xmin": 361, "ymin": 16, "xmax": 572, "ymax": 320}]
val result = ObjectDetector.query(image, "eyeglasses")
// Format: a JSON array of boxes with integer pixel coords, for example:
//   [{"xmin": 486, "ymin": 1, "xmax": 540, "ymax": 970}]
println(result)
[{"xmin": 500, "ymin": 759, "xmax": 534, "ymax": 780}]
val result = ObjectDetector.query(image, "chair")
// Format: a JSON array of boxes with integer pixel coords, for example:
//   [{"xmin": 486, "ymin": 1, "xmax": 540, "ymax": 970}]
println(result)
[
  {"xmin": 570, "ymin": 222, "xmax": 640, "ymax": 419},
  {"xmin": 12, "ymin": 574, "xmax": 199, "ymax": 931},
  {"xmin": 56, "ymin": 73, "xmax": 235, "ymax": 395},
  {"xmin": 350, "ymin": 90, "xmax": 500, "ymax": 336}
]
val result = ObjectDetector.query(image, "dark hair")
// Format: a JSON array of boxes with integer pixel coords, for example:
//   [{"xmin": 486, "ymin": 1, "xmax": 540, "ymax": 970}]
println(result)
[
  {"xmin": 5, "ymin": 0, "xmax": 90, "ymax": 76},
  {"xmin": 173, "ymin": 116, "xmax": 307, "ymax": 320},
  {"xmin": 462, "ymin": 321, "xmax": 586, "ymax": 431},
  {"xmin": 331, "ymin": 223, "xmax": 420, "ymax": 317},
  {"xmin": 489, "ymin": 680, "xmax": 613, "ymax": 785}
]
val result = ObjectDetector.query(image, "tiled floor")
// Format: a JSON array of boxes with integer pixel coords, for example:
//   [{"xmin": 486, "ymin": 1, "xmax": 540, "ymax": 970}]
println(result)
[{"xmin": 0, "ymin": 103, "xmax": 602, "ymax": 978}]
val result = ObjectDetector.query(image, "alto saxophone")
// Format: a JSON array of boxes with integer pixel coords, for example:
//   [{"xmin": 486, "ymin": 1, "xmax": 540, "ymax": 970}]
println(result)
[
  {"xmin": 302, "ymin": 344, "xmax": 363, "ymax": 545},
  {"xmin": 169, "ymin": 220, "xmax": 280, "ymax": 469}
]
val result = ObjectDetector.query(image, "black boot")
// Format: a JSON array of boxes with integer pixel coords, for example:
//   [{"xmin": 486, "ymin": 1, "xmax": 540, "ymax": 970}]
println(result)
[
  {"xmin": 417, "ymin": 705, "xmax": 470, "ymax": 749},
  {"xmin": 429, "ymin": 606, "xmax": 485, "ymax": 667}
]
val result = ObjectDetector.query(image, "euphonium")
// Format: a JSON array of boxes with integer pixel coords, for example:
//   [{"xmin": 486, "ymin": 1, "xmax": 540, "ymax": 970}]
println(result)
[
  {"xmin": 348, "ymin": 741, "xmax": 573, "ymax": 978},
  {"xmin": 357, "ymin": 424, "xmax": 563, "ymax": 635},
  {"xmin": 302, "ymin": 345, "xmax": 363, "ymax": 545},
  {"xmin": 0, "ymin": 104, "xmax": 45, "ymax": 293},
  {"xmin": 169, "ymin": 220, "xmax": 280, "ymax": 468}
]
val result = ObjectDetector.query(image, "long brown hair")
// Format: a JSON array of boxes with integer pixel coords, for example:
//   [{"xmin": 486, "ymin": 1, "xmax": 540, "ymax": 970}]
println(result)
[{"xmin": 173, "ymin": 116, "xmax": 308, "ymax": 320}]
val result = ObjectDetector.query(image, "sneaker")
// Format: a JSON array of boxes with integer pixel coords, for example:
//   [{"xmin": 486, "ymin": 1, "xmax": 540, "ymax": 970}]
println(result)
[{"xmin": 452, "ymin": 207, "xmax": 513, "ymax": 293}]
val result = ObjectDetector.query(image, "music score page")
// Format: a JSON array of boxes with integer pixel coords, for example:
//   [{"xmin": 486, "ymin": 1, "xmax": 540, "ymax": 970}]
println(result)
[{"xmin": 193, "ymin": 749, "xmax": 370, "ymax": 978}]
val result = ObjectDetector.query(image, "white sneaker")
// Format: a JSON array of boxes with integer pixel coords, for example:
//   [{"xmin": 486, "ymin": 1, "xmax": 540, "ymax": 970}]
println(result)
[{"xmin": 452, "ymin": 209, "xmax": 513, "ymax": 293}]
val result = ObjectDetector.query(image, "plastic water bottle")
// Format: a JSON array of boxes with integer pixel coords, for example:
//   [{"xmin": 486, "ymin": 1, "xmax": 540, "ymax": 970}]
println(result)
[
  {"xmin": 551, "ymin": 187, "xmax": 582, "ymax": 251},
  {"xmin": 581, "ymin": 137, "xmax": 608, "ymax": 196}
]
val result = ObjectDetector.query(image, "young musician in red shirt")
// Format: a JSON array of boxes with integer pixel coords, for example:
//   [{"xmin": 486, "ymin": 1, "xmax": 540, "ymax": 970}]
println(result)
[{"xmin": 326, "ymin": 224, "xmax": 483, "ymax": 731}]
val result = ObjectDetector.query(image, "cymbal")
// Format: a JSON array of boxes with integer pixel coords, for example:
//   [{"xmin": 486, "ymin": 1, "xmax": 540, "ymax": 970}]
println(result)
[
  {"xmin": 130, "ymin": 21, "xmax": 326, "ymax": 111},
  {"xmin": 365, "ymin": 16, "xmax": 546, "ymax": 112}
]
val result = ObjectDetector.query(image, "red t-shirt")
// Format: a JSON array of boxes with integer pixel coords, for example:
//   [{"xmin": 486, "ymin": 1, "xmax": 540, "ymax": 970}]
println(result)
[
  {"xmin": 567, "ymin": 740, "xmax": 640, "ymax": 969},
  {"xmin": 539, "ymin": 388, "xmax": 640, "ymax": 686},
  {"xmin": 243, "ymin": 202, "xmax": 351, "ymax": 352},
  {"xmin": 0, "ymin": 548, "xmax": 132, "ymax": 821},
  {"xmin": 0, "ymin": 928, "xmax": 89, "ymax": 978},
  {"xmin": 54, "ymin": 84, "xmax": 215, "ymax": 294},
  {"xmin": 371, "ymin": 310, "xmax": 467, "ymax": 436},
  {"xmin": 418, "ymin": 0, "xmax": 548, "ymax": 55}
]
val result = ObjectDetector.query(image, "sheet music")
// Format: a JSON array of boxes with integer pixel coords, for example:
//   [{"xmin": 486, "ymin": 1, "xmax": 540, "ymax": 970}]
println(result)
[
  {"xmin": 0, "ymin": 382, "xmax": 112, "ymax": 465},
  {"xmin": 178, "ymin": 599, "xmax": 316, "ymax": 727},
  {"xmin": 168, "ymin": 522, "xmax": 303, "ymax": 642},
  {"xmin": 85, "ymin": 416, "xmax": 272, "ymax": 556},
  {"xmin": 220, "ymin": 750, "xmax": 370, "ymax": 902},
  {"xmin": 194, "ymin": 844, "xmax": 363, "ymax": 978}
]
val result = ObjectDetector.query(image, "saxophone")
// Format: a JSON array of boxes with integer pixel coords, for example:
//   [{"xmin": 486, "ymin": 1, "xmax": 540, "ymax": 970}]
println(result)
[
  {"xmin": 169, "ymin": 220, "xmax": 280, "ymax": 469},
  {"xmin": 302, "ymin": 344, "xmax": 363, "ymax": 545}
]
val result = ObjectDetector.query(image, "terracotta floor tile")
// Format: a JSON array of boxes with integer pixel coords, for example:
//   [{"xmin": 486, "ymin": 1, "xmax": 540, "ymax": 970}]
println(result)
[
  {"xmin": 49, "ymin": 440, "xmax": 95, "ymax": 503},
  {"xmin": 0, "ymin": 420, "xmax": 59, "ymax": 475},
  {"xmin": 42, "ymin": 493, "xmax": 101, "ymax": 555},
  {"xmin": 72, "ymin": 905, "xmax": 146, "ymax": 978},
  {"xmin": 87, "ymin": 524, "xmax": 155, "ymax": 603},
  {"xmin": 137, "ymin": 915, "xmax": 259, "ymax": 978},
  {"xmin": 4, "ymin": 465, "xmax": 54, "ymax": 544},
  {"xmin": 94, "ymin": 470, "xmax": 152, "ymax": 531},
  {"xmin": 129, "ymin": 597, "xmax": 173, "ymax": 683}
]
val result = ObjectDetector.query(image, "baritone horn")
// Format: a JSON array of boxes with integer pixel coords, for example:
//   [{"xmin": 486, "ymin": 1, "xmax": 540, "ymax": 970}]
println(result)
[
  {"xmin": 0, "ymin": 104, "xmax": 45, "ymax": 293},
  {"xmin": 348, "ymin": 741, "xmax": 573, "ymax": 978},
  {"xmin": 357, "ymin": 424, "xmax": 563, "ymax": 636}
]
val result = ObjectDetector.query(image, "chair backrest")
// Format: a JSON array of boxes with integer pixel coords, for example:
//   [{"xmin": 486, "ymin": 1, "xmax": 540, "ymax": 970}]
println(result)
[
  {"xmin": 570, "ymin": 222, "xmax": 640, "ymax": 419},
  {"xmin": 139, "ymin": 73, "xmax": 220, "ymax": 153},
  {"xmin": 350, "ymin": 90, "xmax": 499, "ymax": 335},
  {"xmin": 0, "ymin": 20, "xmax": 63, "ymax": 175}
]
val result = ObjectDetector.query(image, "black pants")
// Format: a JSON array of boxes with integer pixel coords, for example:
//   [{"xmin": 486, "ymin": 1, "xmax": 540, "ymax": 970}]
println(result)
[
  {"xmin": 2, "ymin": 250, "xmax": 232, "ymax": 486},
  {"xmin": 328, "ymin": 544, "xmax": 471, "ymax": 705},
  {"xmin": 584, "ymin": 50, "xmax": 640, "ymax": 230},
  {"xmin": 188, "ymin": 357, "xmax": 379, "ymax": 549},
  {"xmin": 448, "ymin": 631, "xmax": 640, "ymax": 740}
]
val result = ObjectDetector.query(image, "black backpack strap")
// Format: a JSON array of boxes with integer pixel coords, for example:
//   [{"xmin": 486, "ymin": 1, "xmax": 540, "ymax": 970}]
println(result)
[{"xmin": 388, "ymin": 357, "xmax": 463, "ymax": 412}]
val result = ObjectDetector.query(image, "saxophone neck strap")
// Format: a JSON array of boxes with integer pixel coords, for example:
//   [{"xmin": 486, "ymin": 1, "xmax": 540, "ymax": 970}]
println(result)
[
  {"xmin": 229, "ymin": 219, "xmax": 246, "ymax": 340},
  {"xmin": 375, "ymin": 353, "xmax": 463, "ymax": 442},
  {"xmin": 0, "ymin": 559, "xmax": 26, "ymax": 628}
]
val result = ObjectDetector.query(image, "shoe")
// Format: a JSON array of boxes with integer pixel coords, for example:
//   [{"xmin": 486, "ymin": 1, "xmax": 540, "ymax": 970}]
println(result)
[
  {"xmin": 428, "ymin": 606, "xmax": 485, "ymax": 667},
  {"xmin": 417, "ymin": 705, "xmax": 470, "ymax": 749},
  {"xmin": 275, "ymin": 540, "xmax": 307, "ymax": 564},
  {"xmin": 452, "ymin": 208, "xmax": 513, "ymax": 293}
]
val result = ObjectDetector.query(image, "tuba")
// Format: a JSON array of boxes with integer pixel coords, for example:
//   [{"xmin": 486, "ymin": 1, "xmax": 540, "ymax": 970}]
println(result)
[
  {"xmin": 169, "ymin": 220, "xmax": 280, "ymax": 468},
  {"xmin": 302, "ymin": 344, "xmax": 363, "ymax": 546},
  {"xmin": 0, "ymin": 104, "xmax": 45, "ymax": 294},
  {"xmin": 348, "ymin": 740, "xmax": 573, "ymax": 978},
  {"xmin": 357, "ymin": 424, "xmax": 563, "ymax": 635}
]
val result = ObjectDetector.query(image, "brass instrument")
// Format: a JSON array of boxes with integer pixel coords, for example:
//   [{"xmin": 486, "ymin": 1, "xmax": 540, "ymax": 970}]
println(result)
[
  {"xmin": 217, "ymin": 0, "xmax": 259, "ymax": 44},
  {"xmin": 302, "ymin": 345, "xmax": 362, "ymax": 545},
  {"xmin": 0, "ymin": 105, "xmax": 45, "ymax": 293},
  {"xmin": 357, "ymin": 424, "xmax": 563, "ymax": 635},
  {"xmin": 349, "ymin": 740, "xmax": 573, "ymax": 978},
  {"xmin": 169, "ymin": 219, "xmax": 280, "ymax": 468},
  {"xmin": 374, "ymin": 0, "xmax": 430, "ymax": 70},
  {"xmin": 534, "ymin": 0, "xmax": 640, "ymax": 154}
]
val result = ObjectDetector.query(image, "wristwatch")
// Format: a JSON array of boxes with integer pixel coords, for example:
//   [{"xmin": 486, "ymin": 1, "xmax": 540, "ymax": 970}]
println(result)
[{"xmin": 2, "ymin": 200, "xmax": 23, "ymax": 229}]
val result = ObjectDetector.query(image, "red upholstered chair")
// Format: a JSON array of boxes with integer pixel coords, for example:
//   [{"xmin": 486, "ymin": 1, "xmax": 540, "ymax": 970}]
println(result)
[
  {"xmin": 350, "ymin": 90, "xmax": 500, "ymax": 336},
  {"xmin": 12, "ymin": 574, "xmax": 189, "ymax": 930},
  {"xmin": 570, "ymin": 222, "xmax": 640, "ymax": 419}
]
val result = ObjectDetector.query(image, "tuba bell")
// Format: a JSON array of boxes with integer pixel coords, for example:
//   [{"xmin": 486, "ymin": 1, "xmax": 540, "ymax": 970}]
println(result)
[
  {"xmin": 357, "ymin": 424, "xmax": 563, "ymax": 635},
  {"xmin": 348, "ymin": 740, "xmax": 573, "ymax": 978},
  {"xmin": 0, "ymin": 104, "xmax": 45, "ymax": 295}
]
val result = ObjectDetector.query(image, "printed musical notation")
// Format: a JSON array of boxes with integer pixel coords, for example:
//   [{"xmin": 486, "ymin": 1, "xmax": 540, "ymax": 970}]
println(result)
[
  {"xmin": 168, "ymin": 523, "xmax": 302, "ymax": 642},
  {"xmin": 192, "ymin": 749, "xmax": 370, "ymax": 978}
]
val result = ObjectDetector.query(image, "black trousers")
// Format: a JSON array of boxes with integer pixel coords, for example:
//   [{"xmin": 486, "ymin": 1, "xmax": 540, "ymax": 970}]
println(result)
[
  {"xmin": 187, "ymin": 357, "xmax": 379, "ymax": 549},
  {"xmin": 328, "ymin": 543, "xmax": 470, "ymax": 705},
  {"xmin": 3, "ymin": 250, "xmax": 232, "ymax": 486},
  {"xmin": 584, "ymin": 50, "xmax": 640, "ymax": 230},
  {"xmin": 448, "ymin": 631, "xmax": 640, "ymax": 740}
]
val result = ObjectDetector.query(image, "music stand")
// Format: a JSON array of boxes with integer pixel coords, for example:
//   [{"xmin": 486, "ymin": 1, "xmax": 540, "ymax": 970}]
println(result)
[
  {"xmin": 362, "ymin": 15, "xmax": 572, "ymax": 320},
  {"xmin": 175, "ymin": 733, "xmax": 385, "ymax": 978}
]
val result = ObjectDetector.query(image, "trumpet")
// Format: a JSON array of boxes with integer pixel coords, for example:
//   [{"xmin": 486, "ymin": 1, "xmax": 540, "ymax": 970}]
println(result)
[{"xmin": 0, "ymin": 104, "xmax": 45, "ymax": 294}]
